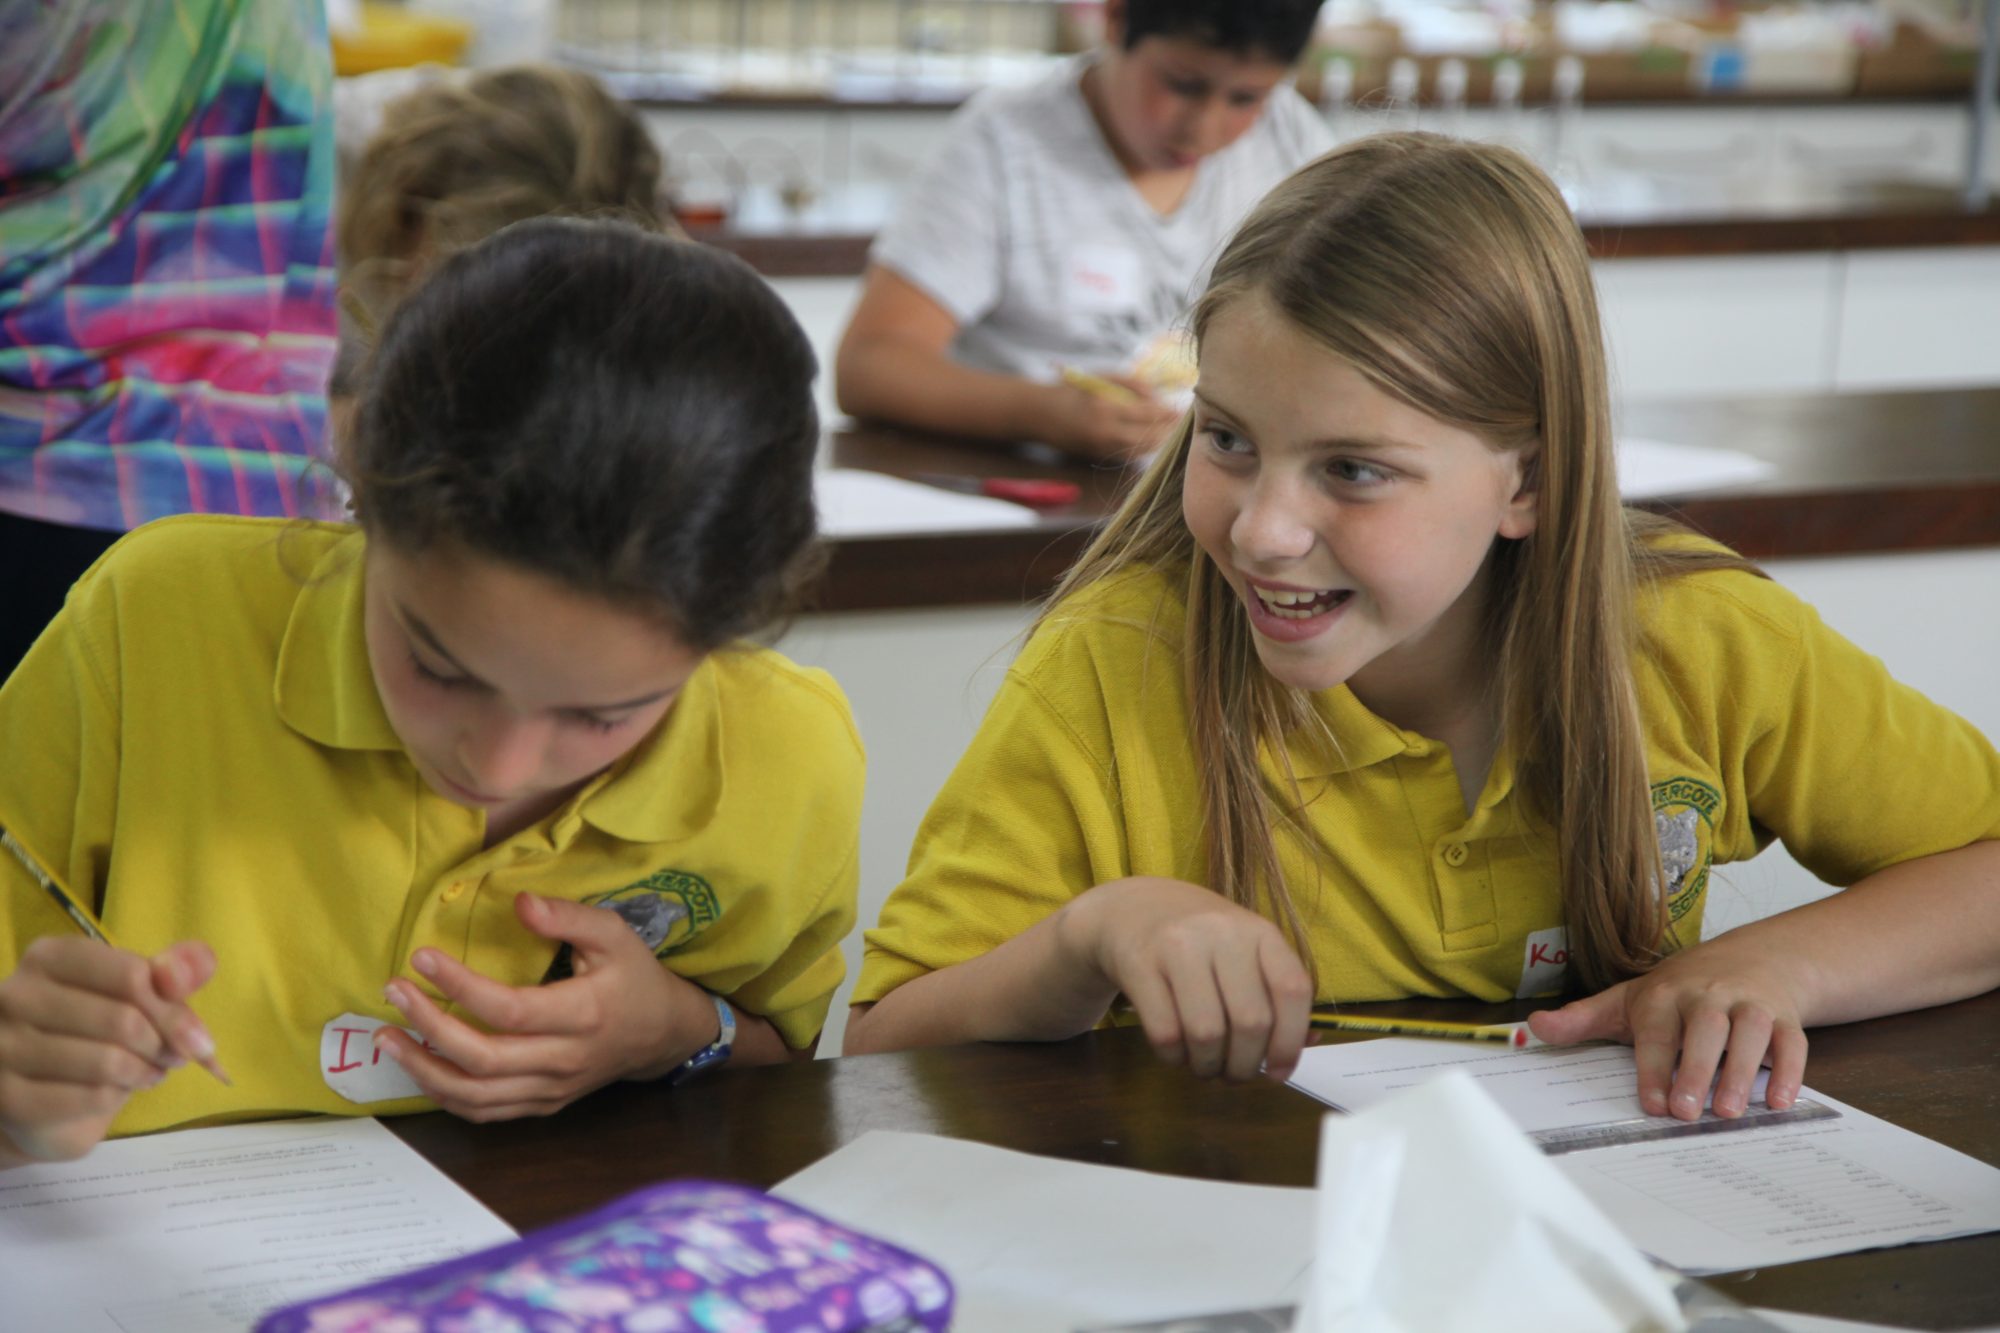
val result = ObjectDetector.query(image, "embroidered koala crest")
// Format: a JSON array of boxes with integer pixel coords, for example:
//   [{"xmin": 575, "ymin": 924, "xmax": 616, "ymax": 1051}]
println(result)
[
  {"xmin": 1650, "ymin": 776, "xmax": 1719, "ymax": 923},
  {"xmin": 587, "ymin": 870, "xmax": 721, "ymax": 957},
  {"xmin": 545, "ymin": 870, "xmax": 723, "ymax": 981}
]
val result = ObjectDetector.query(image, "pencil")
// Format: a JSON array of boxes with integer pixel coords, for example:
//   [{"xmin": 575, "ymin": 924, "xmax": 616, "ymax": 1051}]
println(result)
[
  {"xmin": 1311, "ymin": 1011, "xmax": 1535, "ymax": 1048},
  {"xmin": 1059, "ymin": 366, "xmax": 1142, "ymax": 405},
  {"xmin": 1, "ymin": 826, "xmax": 232, "ymax": 1085}
]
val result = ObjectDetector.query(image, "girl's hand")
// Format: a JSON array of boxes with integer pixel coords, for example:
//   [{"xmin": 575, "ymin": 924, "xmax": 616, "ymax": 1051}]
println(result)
[
  {"xmin": 375, "ymin": 893, "xmax": 716, "ymax": 1122},
  {"xmin": 1527, "ymin": 941, "xmax": 1812, "ymax": 1123},
  {"xmin": 0, "ymin": 937, "xmax": 217, "ymax": 1163},
  {"xmin": 1063, "ymin": 876, "xmax": 1314, "ymax": 1082},
  {"xmin": 1040, "ymin": 376, "xmax": 1181, "ymax": 463}
]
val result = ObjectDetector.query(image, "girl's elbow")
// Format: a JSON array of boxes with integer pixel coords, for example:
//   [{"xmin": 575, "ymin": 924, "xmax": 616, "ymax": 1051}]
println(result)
[{"xmin": 840, "ymin": 1001, "xmax": 884, "ymax": 1055}]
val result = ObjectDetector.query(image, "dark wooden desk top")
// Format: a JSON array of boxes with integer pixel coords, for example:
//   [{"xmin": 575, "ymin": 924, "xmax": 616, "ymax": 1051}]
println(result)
[
  {"xmin": 815, "ymin": 386, "xmax": 2000, "ymax": 612},
  {"xmin": 702, "ymin": 179, "xmax": 2000, "ymax": 276},
  {"xmin": 388, "ymin": 990, "xmax": 2000, "ymax": 1331}
]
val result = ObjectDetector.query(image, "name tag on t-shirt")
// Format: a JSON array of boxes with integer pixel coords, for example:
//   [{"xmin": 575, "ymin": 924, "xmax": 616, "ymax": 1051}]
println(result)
[
  {"xmin": 1065, "ymin": 244, "xmax": 1144, "ymax": 316},
  {"xmin": 321, "ymin": 1012, "xmax": 428, "ymax": 1103}
]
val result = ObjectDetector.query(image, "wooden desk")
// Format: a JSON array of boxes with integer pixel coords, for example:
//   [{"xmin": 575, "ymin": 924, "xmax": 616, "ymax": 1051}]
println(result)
[
  {"xmin": 817, "ymin": 386, "xmax": 2000, "ymax": 612},
  {"xmin": 389, "ymin": 990, "xmax": 2000, "ymax": 1331},
  {"xmin": 700, "ymin": 180, "xmax": 2000, "ymax": 275}
]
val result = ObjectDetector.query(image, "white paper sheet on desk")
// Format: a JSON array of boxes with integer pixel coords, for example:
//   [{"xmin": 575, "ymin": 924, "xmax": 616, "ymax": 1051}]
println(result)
[
  {"xmin": 816, "ymin": 467, "xmax": 1044, "ymax": 537},
  {"xmin": 1617, "ymin": 436, "xmax": 1775, "ymax": 500},
  {"xmin": 775, "ymin": 1129, "xmax": 1316, "ymax": 1333},
  {"xmin": 1289, "ymin": 1039, "xmax": 2000, "ymax": 1275},
  {"xmin": 0, "ymin": 1116, "xmax": 517, "ymax": 1332}
]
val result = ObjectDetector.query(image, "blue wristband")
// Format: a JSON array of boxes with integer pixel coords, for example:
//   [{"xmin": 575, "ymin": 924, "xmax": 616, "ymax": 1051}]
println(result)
[{"xmin": 666, "ymin": 990, "xmax": 736, "ymax": 1087}]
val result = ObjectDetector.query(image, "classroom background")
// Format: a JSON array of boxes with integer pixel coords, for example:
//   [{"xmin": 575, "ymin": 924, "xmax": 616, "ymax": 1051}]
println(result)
[{"xmin": 329, "ymin": 0, "xmax": 2000, "ymax": 1055}]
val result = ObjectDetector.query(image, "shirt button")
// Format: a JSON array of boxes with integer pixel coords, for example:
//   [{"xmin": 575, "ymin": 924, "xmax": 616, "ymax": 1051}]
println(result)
[
  {"xmin": 1442, "ymin": 842, "xmax": 1470, "ymax": 868},
  {"xmin": 442, "ymin": 881, "xmax": 468, "ymax": 903}
]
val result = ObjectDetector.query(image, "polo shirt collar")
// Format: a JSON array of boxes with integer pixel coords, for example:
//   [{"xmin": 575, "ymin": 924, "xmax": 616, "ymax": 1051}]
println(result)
[
  {"xmin": 1283, "ymin": 685, "xmax": 1524, "ymax": 809},
  {"xmin": 274, "ymin": 530, "xmax": 404, "ymax": 752},
  {"xmin": 578, "ymin": 656, "xmax": 724, "ymax": 845},
  {"xmin": 1282, "ymin": 685, "xmax": 1414, "ymax": 777}
]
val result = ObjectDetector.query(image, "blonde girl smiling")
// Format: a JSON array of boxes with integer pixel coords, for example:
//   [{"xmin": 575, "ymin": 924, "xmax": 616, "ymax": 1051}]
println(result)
[{"xmin": 845, "ymin": 133, "xmax": 2000, "ymax": 1123}]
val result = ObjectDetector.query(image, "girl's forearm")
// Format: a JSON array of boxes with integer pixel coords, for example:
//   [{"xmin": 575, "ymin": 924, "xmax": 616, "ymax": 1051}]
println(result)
[
  {"xmin": 1710, "ymin": 839, "xmax": 2000, "ymax": 1028},
  {"xmin": 844, "ymin": 897, "xmax": 1121, "ymax": 1054}
]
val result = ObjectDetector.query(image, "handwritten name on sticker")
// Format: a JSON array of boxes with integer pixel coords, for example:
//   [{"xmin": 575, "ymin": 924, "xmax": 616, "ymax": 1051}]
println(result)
[
  {"xmin": 321, "ymin": 1012, "xmax": 431, "ymax": 1104},
  {"xmin": 1516, "ymin": 926, "xmax": 1570, "ymax": 999}
]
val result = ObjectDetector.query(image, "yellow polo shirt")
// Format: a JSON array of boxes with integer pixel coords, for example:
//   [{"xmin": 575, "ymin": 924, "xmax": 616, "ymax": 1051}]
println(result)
[
  {"xmin": 857, "ymin": 556, "xmax": 2000, "ymax": 1008},
  {"xmin": 0, "ymin": 517, "xmax": 863, "ymax": 1136}
]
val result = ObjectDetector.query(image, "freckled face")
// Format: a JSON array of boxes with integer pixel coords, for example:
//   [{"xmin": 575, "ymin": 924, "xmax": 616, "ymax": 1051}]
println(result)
[
  {"xmin": 362, "ymin": 543, "xmax": 703, "ymax": 812},
  {"xmin": 1095, "ymin": 34, "xmax": 1293, "ymax": 172},
  {"xmin": 1179, "ymin": 294, "xmax": 1538, "ymax": 715}
]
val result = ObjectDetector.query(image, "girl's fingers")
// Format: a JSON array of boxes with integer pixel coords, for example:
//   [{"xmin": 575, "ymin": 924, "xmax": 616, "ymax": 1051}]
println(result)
[
  {"xmin": 1711, "ymin": 1008, "xmax": 1775, "ymax": 1118},
  {"xmin": 14, "ymin": 938, "xmax": 195, "ymax": 1069},
  {"xmin": 406, "ymin": 947, "xmax": 590, "ymax": 1038},
  {"xmin": 1209, "ymin": 947, "xmax": 1276, "ymax": 1083},
  {"xmin": 381, "ymin": 979, "xmax": 581, "ymax": 1082},
  {"xmin": 1527, "ymin": 983, "xmax": 1629, "ymax": 1046},
  {"xmin": 0, "ymin": 1029, "xmax": 165, "ymax": 1092},
  {"xmin": 149, "ymin": 941, "xmax": 217, "ymax": 1004},
  {"xmin": 372, "ymin": 1030, "xmax": 567, "ymax": 1123},
  {"xmin": 1666, "ymin": 1006, "xmax": 1732, "ymax": 1122},
  {"xmin": 1628, "ymin": 1002, "xmax": 1685, "ymax": 1118},
  {"xmin": 3, "ymin": 981, "xmax": 172, "ymax": 1068},
  {"xmin": 1766, "ymin": 1024, "xmax": 1809, "ymax": 1110},
  {"xmin": 0, "ymin": 1066, "xmax": 135, "ymax": 1140},
  {"xmin": 1159, "ymin": 959, "xmax": 1228, "ymax": 1079},
  {"xmin": 1258, "ymin": 935, "xmax": 1313, "ymax": 1082},
  {"xmin": 1117, "ymin": 969, "xmax": 1187, "ymax": 1067}
]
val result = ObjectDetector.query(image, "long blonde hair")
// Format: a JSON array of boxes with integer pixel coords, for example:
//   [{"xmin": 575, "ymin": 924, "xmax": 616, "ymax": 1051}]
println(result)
[{"xmin": 1048, "ymin": 133, "xmax": 1748, "ymax": 992}]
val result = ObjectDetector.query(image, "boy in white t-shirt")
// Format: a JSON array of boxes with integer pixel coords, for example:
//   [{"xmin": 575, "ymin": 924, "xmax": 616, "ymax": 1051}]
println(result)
[{"xmin": 835, "ymin": 0, "xmax": 1332, "ymax": 462}]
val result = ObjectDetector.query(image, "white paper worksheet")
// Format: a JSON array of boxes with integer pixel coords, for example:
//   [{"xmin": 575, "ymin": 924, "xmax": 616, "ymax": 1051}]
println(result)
[
  {"xmin": 814, "ymin": 467, "xmax": 1044, "ymax": 537},
  {"xmin": 0, "ymin": 1116, "xmax": 517, "ymax": 1332},
  {"xmin": 1289, "ymin": 1039, "xmax": 2000, "ymax": 1275},
  {"xmin": 776, "ymin": 1130, "xmax": 1317, "ymax": 1333}
]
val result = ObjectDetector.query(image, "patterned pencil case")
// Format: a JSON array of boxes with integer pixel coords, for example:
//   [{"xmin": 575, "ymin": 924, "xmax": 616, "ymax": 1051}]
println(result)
[{"xmin": 254, "ymin": 1178, "xmax": 954, "ymax": 1332}]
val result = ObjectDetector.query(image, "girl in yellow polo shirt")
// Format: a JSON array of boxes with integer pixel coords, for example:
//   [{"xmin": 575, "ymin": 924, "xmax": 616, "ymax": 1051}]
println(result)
[
  {"xmin": 0, "ymin": 218, "xmax": 862, "ymax": 1164},
  {"xmin": 847, "ymin": 134, "xmax": 2000, "ymax": 1126}
]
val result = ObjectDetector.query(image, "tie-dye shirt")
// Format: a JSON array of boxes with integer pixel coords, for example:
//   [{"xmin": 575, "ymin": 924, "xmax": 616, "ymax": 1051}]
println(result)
[{"xmin": 0, "ymin": 0, "xmax": 338, "ymax": 532}]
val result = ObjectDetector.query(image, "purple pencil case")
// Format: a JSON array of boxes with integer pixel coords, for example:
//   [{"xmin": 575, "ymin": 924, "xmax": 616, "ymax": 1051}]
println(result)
[{"xmin": 253, "ymin": 1179, "xmax": 954, "ymax": 1333}]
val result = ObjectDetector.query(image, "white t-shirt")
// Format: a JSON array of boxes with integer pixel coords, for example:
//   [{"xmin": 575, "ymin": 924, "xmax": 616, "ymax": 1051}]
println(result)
[{"xmin": 869, "ymin": 53, "xmax": 1335, "ymax": 384}]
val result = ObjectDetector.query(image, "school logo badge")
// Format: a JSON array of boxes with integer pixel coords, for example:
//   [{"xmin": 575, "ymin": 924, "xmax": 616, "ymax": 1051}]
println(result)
[
  {"xmin": 1651, "ymin": 776, "xmax": 1719, "ymax": 925},
  {"xmin": 586, "ymin": 869, "xmax": 721, "ymax": 957}
]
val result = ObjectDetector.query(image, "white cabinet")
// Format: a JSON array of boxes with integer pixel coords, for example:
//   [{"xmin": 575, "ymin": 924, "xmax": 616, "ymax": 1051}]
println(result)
[
  {"xmin": 1769, "ymin": 105, "xmax": 1968, "ymax": 183},
  {"xmin": 1836, "ymin": 248, "xmax": 2000, "ymax": 390},
  {"xmin": 1595, "ymin": 253, "xmax": 1840, "ymax": 399}
]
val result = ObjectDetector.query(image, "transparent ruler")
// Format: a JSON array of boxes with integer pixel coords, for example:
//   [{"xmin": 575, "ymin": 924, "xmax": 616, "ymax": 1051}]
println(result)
[{"xmin": 1531, "ymin": 1098, "xmax": 1840, "ymax": 1156}]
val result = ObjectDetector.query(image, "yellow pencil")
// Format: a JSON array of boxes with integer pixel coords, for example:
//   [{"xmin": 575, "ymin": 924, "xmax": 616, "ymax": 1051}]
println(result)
[
  {"xmin": 1310, "ymin": 1011, "xmax": 1536, "ymax": 1048},
  {"xmin": 1059, "ymin": 365, "xmax": 1142, "ymax": 405},
  {"xmin": 1, "ymin": 825, "xmax": 232, "ymax": 1085}
]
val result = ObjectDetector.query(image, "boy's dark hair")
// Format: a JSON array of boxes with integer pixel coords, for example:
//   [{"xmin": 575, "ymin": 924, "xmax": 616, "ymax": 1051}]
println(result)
[
  {"xmin": 346, "ymin": 216, "xmax": 821, "ymax": 651},
  {"xmin": 1121, "ymin": 0, "xmax": 1321, "ymax": 64}
]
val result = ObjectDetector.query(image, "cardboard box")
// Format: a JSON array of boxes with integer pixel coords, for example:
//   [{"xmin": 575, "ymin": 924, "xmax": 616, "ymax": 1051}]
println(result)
[{"xmin": 1854, "ymin": 20, "xmax": 1981, "ymax": 96}]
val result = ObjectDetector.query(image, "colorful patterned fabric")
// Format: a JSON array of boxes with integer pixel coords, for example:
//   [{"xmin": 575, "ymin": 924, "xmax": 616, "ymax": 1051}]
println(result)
[{"xmin": 0, "ymin": 0, "xmax": 338, "ymax": 532}]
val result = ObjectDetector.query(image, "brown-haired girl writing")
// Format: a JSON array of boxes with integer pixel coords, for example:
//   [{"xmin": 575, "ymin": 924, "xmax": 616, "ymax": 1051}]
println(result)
[{"xmin": 0, "ymin": 219, "xmax": 859, "ymax": 1165}]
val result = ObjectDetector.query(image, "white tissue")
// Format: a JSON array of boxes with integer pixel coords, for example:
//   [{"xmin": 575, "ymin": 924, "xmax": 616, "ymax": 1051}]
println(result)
[{"xmin": 1300, "ymin": 1069, "xmax": 1686, "ymax": 1333}]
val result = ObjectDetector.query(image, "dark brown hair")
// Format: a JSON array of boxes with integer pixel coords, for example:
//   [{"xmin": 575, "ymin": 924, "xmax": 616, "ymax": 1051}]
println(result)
[
  {"xmin": 1122, "ymin": 0, "xmax": 1321, "ymax": 63},
  {"xmin": 345, "ymin": 216, "xmax": 821, "ymax": 651}
]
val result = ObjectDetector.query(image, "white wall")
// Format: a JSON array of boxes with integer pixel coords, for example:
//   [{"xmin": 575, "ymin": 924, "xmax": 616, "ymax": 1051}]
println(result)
[{"xmin": 777, "ymin": 603, "xmax": 1032, "ymax": 1055}]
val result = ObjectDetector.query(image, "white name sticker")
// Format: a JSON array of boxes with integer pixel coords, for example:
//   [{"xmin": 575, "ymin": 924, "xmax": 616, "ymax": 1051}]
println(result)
[
  {"xmin": 320, "ymin": 1012, "xmax": 428, "ymax": 1104},
  {"xmin": 1516, "ymin": 926, "xmax": 1571, "ymax": 998},
  {"xmin": 1066, "ymin": 243, "xmax": 1144, "ymax": 315}
]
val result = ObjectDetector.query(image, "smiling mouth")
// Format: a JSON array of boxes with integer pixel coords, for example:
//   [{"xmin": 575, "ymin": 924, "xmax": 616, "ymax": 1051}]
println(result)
[{"xmin": 1249, "ymin": 585, "xmax": 1353, "ymax": 620}]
